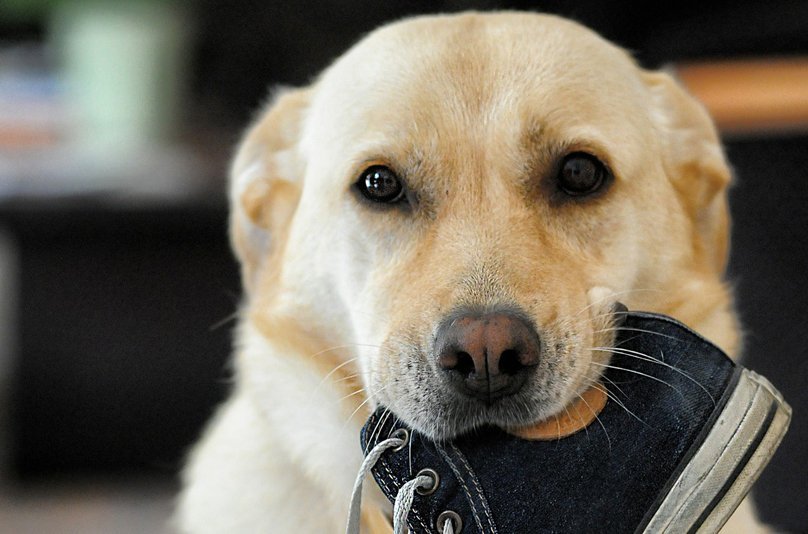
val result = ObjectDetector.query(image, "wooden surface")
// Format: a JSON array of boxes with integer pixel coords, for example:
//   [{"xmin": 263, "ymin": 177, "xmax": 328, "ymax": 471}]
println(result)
[
  {"xmin": 677, "ymin": 58, "xmax": 808, "ymax": 133},
  {"xmin": 0, "ymin": 477, "xmax": 176, "ymax": 534}
]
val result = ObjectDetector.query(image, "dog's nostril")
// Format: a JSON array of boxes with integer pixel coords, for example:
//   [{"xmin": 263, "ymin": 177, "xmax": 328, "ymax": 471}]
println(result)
[
  {"xmin": 454, "ymin": 351, "xmax": 475, "ymax": 376},
  {"xmin": 498, "ymin": 349, "xmax": 522, "ymax": 375},
  {"xmin": 438, "ymin": 349, "xmax": 476, "ymax": 376}
]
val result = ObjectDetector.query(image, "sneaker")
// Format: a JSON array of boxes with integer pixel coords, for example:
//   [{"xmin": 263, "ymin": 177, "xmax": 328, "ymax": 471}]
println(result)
[{"xmin": 358, "ymin": 312, "xmax": 791, "ymax": 533}]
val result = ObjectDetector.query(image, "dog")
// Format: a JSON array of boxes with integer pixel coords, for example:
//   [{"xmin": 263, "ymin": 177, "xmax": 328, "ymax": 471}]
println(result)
[{"xmin": 177, "ymin": 11, "xmax": 768, "ymax": 533}]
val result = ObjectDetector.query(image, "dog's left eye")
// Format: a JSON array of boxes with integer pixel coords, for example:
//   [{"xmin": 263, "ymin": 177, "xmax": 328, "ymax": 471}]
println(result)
[
  {"xmin": 355, "ymin": 165, "xmax": 405, "ymax": 204},
  {"xmin": 557, "ymin": 153, "xmax": 609, "ymax": 196}
]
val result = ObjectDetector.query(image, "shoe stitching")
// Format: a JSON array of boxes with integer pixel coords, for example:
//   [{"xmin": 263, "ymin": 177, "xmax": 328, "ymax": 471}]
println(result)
[
  {"xmin": 437, "ymin": 444, "xmax": 487, "ymax": 533},
  {"xmin": 448, "ymin": 442, "xmax": 498, "ymax": 533}
]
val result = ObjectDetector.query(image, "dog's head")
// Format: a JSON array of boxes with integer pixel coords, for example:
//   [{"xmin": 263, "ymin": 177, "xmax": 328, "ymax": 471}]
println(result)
[{"xmin": 231, "ymin": 12, "xmax": 733, "ymax": 439}]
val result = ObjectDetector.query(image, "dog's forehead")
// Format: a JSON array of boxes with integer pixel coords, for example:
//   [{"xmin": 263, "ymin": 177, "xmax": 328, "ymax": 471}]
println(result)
[
  {"xmin": 301, "ymin": 12, "xmax": 653, "ymax": 183},
  {"xmin": 318, "ymin": 13, "xmax": 639, "ymax": 124}
]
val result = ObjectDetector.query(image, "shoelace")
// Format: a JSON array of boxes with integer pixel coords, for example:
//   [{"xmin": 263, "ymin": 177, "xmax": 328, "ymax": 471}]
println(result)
[{"xmin": 346, "ymin": 435, "xmax": 456, "ymax": 534}]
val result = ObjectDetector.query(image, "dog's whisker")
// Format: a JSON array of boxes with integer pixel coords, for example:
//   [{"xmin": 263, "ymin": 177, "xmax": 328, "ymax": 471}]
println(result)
[
  {"xmin": 379, "ymin": 407, "xmax": 395, "ymax": 441},
  {"xmin": 590, "ymin": 346, "xmax": 714, "ymax": 404},
  {"xmin": 576, "ymin": 391, "xmax": 611, "ymax": 451},
  {"xmin": 343, "ymin": 396, "xmax": 374, "ymax": 428},
  {"xmin": 306, "ymin": 342, "xmax": 383, "ymax": 360},
  {"xmin": 342, "ymin": 384, "xmax": 389, "ymax": 428},
  {"xmin": 574, "ymin": 395, "xmax": 593, "ymax": 442},
  {"xmin": 209, "ymin": 310, "xmax": 240, "ymax": 332},
  {"xmin": 408, "ymin": 423, "xmax": 415, "ymax": 477},
  {"xmin": 337, "ymin": 387, "xmax": 367, "ymax": 403},
  {"xmin": 562, "ymin": 403, "xmax": 577, "ymax": 441},
  {"xmin": 367, "ymin": 406, "xmax": 392, "ymax": 452},
  {"xmin": 613, "ymin": 334, "xmax": 647, "ymax": 349},
  {"xmin": 366, "ymin": 407, "xmax": 384, "ymax": 446},
  {"xmin": 332, "ymin": 371, "xmax": 384, "ymax": 388},
  {"xmin": 598, "ymin": 372, "xmax": 629, "ymax": 399},
  {"xmin": 373, "ymin": 407, "xmax": 393, "ymax": 445},
  {"xmin": 573, "ymin": 288, "xmax": 665, "ymax": 318},
  {"xmin": 588, "ymin": 309, "xmax": 630, "ymax": 323},
  {"xmin": 589, "ymin": 362, "xmax": 688, "ymax": 400},
  {"xmin": 334, "ymin": 372, "xmax": 360, "ymax": 383},
  {"xmin": 592, "ymin": 326, "xmax": 682, "ymax": 342},
  {"xmin": 313, "ymin": 357, "xmax": 360, "ymax": 393},
  {"xmin": 584, "ymin": 377, "xmax": 651, "ymax": 428}
]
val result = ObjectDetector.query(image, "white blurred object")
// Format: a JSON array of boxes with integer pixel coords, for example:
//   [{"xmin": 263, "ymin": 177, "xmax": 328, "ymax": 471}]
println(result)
[{"xmin": 53, "ymin": 0, "xmax": 191, "ymax": 161}]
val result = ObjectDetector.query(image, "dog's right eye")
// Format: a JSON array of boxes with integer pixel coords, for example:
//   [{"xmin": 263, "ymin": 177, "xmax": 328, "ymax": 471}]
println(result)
[{"xmin": 355, "ymin": 165, "xmax": 406, "ymax": 204}]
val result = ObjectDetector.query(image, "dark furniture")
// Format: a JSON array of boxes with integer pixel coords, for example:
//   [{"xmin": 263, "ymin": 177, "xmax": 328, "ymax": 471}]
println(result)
[{"xmin": 4, "ymin": 196, "xmax": 237, "ymax": 477}]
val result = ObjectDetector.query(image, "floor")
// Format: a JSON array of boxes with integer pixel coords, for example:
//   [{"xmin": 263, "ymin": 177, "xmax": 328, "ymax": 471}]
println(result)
[{"xmin": 0, "ymin": 475, "xmax": 177, "ymax": 534}]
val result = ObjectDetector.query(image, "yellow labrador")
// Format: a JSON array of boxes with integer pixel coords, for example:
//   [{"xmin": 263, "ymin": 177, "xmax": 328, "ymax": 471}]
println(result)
[{"xmin": 178, "ymin": 12, "xmax": 767, "ymax": 533}]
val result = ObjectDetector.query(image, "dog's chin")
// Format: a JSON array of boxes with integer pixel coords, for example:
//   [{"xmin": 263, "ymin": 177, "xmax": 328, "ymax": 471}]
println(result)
[{"xmin": 388, "ymin": 389, "xmax": 569, "ymax": 441}]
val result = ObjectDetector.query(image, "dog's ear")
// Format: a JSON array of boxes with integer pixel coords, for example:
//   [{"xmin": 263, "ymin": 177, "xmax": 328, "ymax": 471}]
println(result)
[
  {"xmin": 230, "ymin": 88, "xmax": 311, "ymax": 291},
  {"xmin": 643, "ymin": 71, "xmax": 732, "ymax": 274}
]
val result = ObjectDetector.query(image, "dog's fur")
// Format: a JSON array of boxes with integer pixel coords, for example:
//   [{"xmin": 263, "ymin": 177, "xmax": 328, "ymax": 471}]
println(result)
[{"xmin": 177, "ymin": 12, "xmax": 767, "ymax": 533}]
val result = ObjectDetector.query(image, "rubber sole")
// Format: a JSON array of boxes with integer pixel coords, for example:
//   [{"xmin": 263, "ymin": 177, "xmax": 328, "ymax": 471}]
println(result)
[{"xmin": 641, "ymin": 370, "xmax": 792, "ymax": 533}]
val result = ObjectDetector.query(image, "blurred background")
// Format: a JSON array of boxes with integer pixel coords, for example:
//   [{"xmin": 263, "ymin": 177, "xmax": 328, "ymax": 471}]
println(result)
[{"xmin": 0, "ymin": 0, "xmax": 806, "ymax": 532}]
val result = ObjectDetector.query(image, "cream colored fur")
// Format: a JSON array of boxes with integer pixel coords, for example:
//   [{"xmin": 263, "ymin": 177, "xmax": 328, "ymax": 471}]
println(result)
[{"xmin": 177, "ymin": 12, "xmax": 768, "ymax": 533}]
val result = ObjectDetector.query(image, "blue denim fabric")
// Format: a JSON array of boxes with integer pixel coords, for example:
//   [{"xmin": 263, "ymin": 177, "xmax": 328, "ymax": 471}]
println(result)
[{"xmin": 361, "ymin": 312, "xmax": 741, "ymax": 533}]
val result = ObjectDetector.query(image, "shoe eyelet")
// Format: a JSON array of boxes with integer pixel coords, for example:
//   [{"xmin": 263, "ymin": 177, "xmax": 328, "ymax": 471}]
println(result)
[
  {"xmin": 436, "ymin": 510, "xmax": 462, "ymax": 532},
  {"xmin": 415, "ymin": 468, "xmax": 440, "ymax": 495},
  {"xmin": 390, "ymin": 428, "xmax": 409, "ymax": 451}
]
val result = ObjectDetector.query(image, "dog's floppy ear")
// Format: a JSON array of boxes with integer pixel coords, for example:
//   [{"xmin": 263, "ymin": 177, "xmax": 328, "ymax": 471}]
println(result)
[
  {"xmin": 230, "ymin": 88, "xmax": 310, "ymax": 291},
  {"xmin": 644, "ymin": 71, "xmax": 732, "ymax": 274}
]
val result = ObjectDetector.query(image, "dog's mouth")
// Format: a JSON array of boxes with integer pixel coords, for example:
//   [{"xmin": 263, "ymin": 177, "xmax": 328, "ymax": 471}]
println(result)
[
  {"xmin": 370, "ymin": 301, "xmax": 627, "ymax": 440},
  {"xmin": 373, "ymin": 366, "xmax": 601, "ymax": 441}
]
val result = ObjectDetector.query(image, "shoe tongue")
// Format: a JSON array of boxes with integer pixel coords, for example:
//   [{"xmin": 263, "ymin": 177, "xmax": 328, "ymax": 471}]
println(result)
[{"xmin": 506, "ymin": 385, "xmax": 608, "ymax": 441}]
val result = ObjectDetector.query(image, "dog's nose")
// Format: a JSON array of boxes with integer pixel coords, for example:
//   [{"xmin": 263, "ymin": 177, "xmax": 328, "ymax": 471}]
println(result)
[{"xmin": 435, "ymin": 311, "xmax": 540, "ymax": 402}]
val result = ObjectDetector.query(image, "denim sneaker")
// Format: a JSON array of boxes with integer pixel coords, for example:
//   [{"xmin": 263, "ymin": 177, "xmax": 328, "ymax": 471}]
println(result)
[{"xmin": 355, "ymin": 312, "xmax": 791, "ymax": 534}]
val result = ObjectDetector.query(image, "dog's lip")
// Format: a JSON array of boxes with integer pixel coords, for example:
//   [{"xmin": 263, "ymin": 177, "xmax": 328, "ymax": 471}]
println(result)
[
  {"xmin": 438, "ymin": 402, "xmax": 549, "ymax": 439},
  {"xmin": 443, "ymin": 374, "xmax": 528, "ymax": 404},
  {"xmin": 445, "ymin": 386, "xmax": 538, "ymax": 416}
]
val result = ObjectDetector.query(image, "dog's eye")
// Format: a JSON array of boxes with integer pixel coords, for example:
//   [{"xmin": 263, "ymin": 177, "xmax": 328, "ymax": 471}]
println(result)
[
  {"xmin": 355, "ymin": 165, "xmax": 405, "ymax": 203},
  {"xmin": 557, "ymin": 153, "xmax": 608, "ymax": 196}
]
